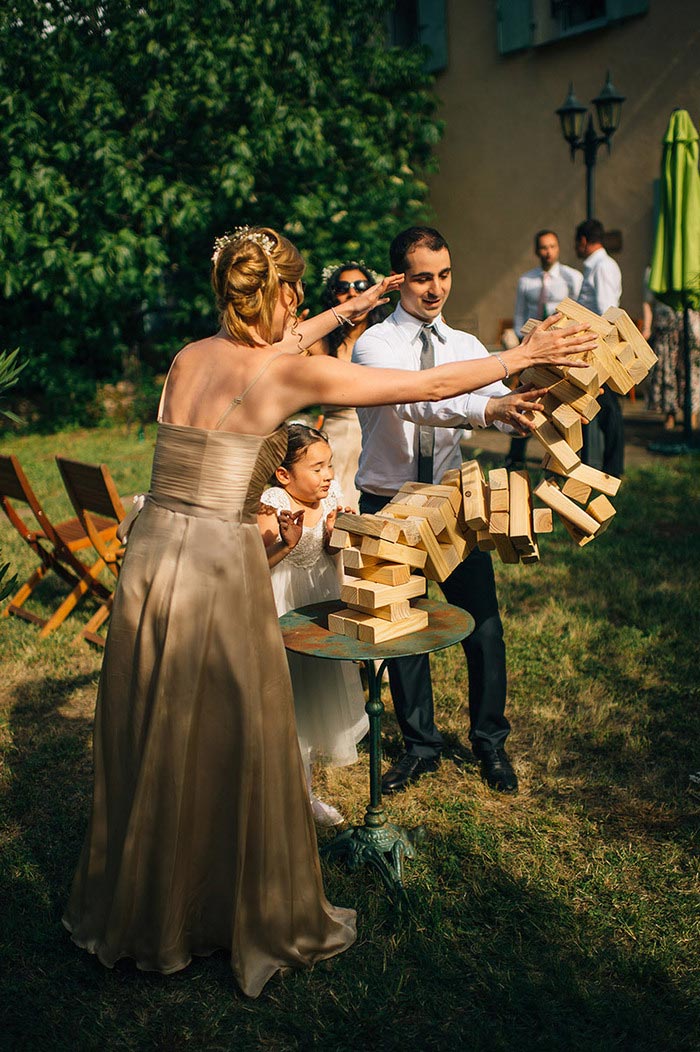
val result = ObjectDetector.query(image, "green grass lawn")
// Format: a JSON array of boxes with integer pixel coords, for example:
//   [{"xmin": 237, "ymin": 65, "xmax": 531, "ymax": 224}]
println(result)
[{"xmin": 1, "ymin": 426, "xmax": 699, "ymax": 1051}]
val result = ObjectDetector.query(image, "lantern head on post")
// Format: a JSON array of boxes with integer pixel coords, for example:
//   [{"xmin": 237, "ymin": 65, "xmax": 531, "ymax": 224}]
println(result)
[
  {"xmin": 592, "ymin": 71, "xmax": 626, "ymax": 143},
  {"xmin": 556, "ymin": 83, "xmax": 587, "ymax": 159}
]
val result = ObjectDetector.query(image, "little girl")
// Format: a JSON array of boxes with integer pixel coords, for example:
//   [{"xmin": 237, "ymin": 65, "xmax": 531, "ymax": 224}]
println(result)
[{"xmin": 258, "ymin": 423, "xmax": 368, "ymax": 826}]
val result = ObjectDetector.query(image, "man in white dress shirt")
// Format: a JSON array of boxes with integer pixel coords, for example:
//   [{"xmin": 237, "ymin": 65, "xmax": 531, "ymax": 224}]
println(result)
[
  {"xmin": 513, "ymin": 229, "xmax": 582, "ymax": 338},
  {"xmin": 575, "ymin": 218, "xmax": 624, "ymax": 476},
  {"xmin": 508, "ymin": 229, "xmax": 582, "ymax": 467},
  {"xmin": 352, "ymin": 227, "xmax": 530, "ymax": 795}
]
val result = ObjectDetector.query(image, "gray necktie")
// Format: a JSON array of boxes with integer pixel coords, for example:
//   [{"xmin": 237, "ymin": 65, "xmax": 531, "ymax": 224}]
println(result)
[{"xmin": 417, "ymin": 324, "xmax": 435, "ymax": 484}]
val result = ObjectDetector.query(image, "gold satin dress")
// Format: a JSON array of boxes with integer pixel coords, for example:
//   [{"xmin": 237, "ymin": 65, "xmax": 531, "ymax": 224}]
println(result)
[{"xmin": 63, "ymin": 422, "xmax": 357, "ymax": 997}]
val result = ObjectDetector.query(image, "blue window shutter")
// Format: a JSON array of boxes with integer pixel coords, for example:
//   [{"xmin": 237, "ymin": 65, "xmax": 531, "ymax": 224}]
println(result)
[
  {"xmin": 418, "ymin": 0, "xmax": 448, "ymax": 73},
  {"xmin": 606, "ymin": 0, "xmax": 649, "ymax": 21},
  {"xmin": 497, "ymin": 0, "xmax": 534, "ymax": 55}
]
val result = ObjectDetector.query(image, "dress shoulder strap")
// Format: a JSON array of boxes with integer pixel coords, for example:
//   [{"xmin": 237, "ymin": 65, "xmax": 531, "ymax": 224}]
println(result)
[{"xmin": 214, "ymin": 349, "xmax": 293, "ymax": 430}]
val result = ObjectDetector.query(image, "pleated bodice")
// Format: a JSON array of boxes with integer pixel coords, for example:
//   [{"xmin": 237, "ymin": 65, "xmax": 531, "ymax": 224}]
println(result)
[{"xmin": 150, "ymin": 422, "xmax": 288, "ymax": 519}]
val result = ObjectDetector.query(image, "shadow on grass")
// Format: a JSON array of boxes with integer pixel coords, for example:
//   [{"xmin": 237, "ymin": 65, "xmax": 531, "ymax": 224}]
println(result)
[{"xmin": 1, "ymin": 671, "xmax": 697, "ymax": 1052}]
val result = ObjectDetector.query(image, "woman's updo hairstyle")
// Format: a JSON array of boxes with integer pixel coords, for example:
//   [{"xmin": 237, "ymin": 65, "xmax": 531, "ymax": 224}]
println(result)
[{"xmin": 211, "ymin": 226, "xmax": 305, "ymax": 345}]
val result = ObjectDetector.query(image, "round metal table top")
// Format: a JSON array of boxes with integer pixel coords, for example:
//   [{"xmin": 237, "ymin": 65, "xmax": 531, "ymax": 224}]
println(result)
[{"xmin": 279, "ymin": 598, "xmax": 473, "ymax": 662}]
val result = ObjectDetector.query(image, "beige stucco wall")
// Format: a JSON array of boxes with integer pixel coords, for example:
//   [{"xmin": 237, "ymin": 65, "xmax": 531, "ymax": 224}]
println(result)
[{"xmin": 430, "ymin": 1, "xmax": 700, "ymax": 343}]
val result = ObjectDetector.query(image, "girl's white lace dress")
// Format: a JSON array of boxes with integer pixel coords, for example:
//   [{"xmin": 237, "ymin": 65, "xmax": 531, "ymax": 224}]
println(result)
[{"xmin": 261, "ymin": 480, "xmax": 368, "ymax": 767}]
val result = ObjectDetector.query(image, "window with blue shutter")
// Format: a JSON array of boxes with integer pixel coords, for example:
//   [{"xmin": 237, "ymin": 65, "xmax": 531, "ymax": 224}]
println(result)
[
  {"xmin": 387, "ymin": 0, "xmax": 448, "ymax": 74},
  {"xmin": 497, "ymin": 0, "xmax": 648, "ymax": 54}
]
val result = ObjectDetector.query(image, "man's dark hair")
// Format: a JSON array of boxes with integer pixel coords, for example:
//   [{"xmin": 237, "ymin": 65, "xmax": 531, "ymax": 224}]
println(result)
[
  {"xmin": 389, "ymin": 226, "xmax": 450, "ymax": 273},
  {"xmin": 534, "ymin": 228, "xmax": 558, "ymax": 251},
  {"xmin": 575, "ymin": 219, "xmax": 605, "ymax": 244}
]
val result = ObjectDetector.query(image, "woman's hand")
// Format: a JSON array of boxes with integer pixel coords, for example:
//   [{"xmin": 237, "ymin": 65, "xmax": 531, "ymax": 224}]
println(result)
[
  {"xmin": 518, "ymin": 313, "xmax": 598, "ymax": 369},
  {"xmin": 484, "ymin": 387, "xmax": 549, "ymax": 433},
  {"xmin": 336, "ymin": 274, "xmax": 404, "ymax": 323},
  {"xmin": 278, "ymin": 509, "xmax": 304, "ymax": 550}
]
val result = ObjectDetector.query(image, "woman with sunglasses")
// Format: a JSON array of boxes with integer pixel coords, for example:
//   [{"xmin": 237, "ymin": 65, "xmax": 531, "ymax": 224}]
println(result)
[{"xmin": 309, "ymin": 262, "xmax": 391, "ymax": 506}]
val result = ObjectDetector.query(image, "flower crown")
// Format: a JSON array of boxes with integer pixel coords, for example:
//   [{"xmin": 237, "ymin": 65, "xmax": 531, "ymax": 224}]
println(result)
[
  {"xmin": 321, "ymin": 260, "xmax": 375, "ymax": 286},
  {"xmin": 211, "ymin": 226, "xmax": 275, "ymax": 266}
]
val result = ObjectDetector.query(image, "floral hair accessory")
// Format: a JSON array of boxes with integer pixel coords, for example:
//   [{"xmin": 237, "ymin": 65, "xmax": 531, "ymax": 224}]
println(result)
[{"xmin": 211, "ymin": 227, "xmax": 275, "ymax": 266}]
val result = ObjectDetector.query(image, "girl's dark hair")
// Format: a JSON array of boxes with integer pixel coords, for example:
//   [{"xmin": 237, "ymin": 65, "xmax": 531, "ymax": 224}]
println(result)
[
  {"xmin": 278, "ymin": 422, "xmax": 329, "ymax": 475},
  {"xmin": 321, "ymin": 262, "xmax": 391, "ymax": 356}
]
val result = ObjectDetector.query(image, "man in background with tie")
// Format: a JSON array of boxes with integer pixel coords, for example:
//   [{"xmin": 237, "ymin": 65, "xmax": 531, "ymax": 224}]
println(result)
[
  {"xmin": 507, "ymin": 229, "xmax": 582, "ymax": 467},
  {"xmin": 352, "ymin": 226, "xmax": 525, "ymax": 795}
]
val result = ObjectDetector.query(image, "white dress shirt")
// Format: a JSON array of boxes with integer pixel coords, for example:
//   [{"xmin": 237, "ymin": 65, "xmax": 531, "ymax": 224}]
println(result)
[
  {"xmin": 352, "ymin": 303, "xmax": 512, "ymax": 496},
  {"xmin": 513, "ymin": 262, "xmax": 583, "ymax": 336},
  {"xmin": 577, "ymin": 247, "xmax": 622, "ymax": 314}
]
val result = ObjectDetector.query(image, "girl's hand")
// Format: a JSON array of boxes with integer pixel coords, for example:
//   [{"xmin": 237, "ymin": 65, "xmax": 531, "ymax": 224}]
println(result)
[
  {"xmin": 279, "ymin": 509, "xmax": 304, "ymax": 550},
  {"xmin": 484, "ymin": 386, "xmax": 549, "ymax": 433},
  {"xmin": 337, "ymin": 274, "xmax": 404, "ymax": 323},
  {"xmin": 520, "ymin": 313, "xmax": 598, "ymax": 368}
]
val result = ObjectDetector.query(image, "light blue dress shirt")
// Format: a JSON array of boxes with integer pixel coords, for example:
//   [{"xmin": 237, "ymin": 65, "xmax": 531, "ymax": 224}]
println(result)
[{"xmin": 513, "ymin": 262, "xmax": 583, "ymax": 336}]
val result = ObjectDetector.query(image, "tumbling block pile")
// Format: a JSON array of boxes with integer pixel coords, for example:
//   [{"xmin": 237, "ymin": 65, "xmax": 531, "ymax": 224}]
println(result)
[
  {"xmin": 322, "ymin": 304, "xmax": 657, "ymax": 642},
  {"xmin": 518, "ymin": 298, "xmax": 658, "ymax": 475}
]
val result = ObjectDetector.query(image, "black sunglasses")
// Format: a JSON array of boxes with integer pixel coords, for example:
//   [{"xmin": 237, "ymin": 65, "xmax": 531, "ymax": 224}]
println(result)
[{"xmin": 335, "ymin": 279, "xmax": 371, "ymax": 294}]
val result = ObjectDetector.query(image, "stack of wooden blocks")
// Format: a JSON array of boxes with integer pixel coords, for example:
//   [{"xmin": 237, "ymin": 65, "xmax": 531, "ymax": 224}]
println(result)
[
  {"xmin": 321, "ymin": 302, "xmax": 659, "ymax": 642},
  {"xmin": 327, "ymin": 479, "xmax": 469, "ymax": 643}
]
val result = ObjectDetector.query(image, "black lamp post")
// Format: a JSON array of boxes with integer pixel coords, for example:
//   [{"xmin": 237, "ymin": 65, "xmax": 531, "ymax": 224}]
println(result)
[{"xmin": 556, "ymin": 72, "xmax": 626, "ymax": 220}]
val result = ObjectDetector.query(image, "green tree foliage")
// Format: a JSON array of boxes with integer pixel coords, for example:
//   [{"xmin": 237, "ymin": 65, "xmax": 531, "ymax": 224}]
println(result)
[{"xmin": 0, "ymin": 0, "xmax": 441, "ymax": 425}]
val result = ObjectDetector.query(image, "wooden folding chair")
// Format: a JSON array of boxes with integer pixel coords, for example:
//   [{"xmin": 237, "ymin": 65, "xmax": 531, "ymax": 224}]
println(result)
[
  {"xmin": 55, "ymin": 457, "xmax": 127, "ymax": 647},
  {"xmin": 0, "ymin": 454, "xmax": 113, "ymax": 636}
]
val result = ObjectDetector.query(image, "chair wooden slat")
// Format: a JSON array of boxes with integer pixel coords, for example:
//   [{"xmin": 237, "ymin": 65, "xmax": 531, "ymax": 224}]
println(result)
[
  {"xmin": 0, "ymin": 453, "xmax": 113, "ymax": 635},
  {"xmin": 55, "ymin": 457, "xmax": 128, "ymax": 647}
]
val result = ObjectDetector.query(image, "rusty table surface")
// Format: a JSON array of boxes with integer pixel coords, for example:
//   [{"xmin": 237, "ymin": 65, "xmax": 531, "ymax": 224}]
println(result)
[{"xmin": 279, "ymin": 598, "xmax": 473, "ymax": 662}]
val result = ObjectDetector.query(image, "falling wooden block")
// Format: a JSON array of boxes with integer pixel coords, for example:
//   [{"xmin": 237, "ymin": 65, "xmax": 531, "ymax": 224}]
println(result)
[
  {"xmin": 508, "ymin": 470, "xmax": 535, "ymax": 553},
  {"xmin": 476, "ymin": 529, "xmax": 496, "ymax": 551},
  {"xmin": 549, "ymin": 402, "xmax": 583, "ymax": 452},
  {"xmin": 342, "ymin": 547, "xmax": 380, "ymax": 570},
  {"xmin": 556, "ymin": 297, "xmax": 615, "ymax": 337},
  {"xmin": 439, "ymin": 468, "xmax": 462, "ymax": 487},
  {"xmin": 611, "ymin": 341, "xmax": 636, "ymax": 366},
  {"xmin": 560, "ymin": 517, "xmax": 596, "ymax": 547},
  {"xmin": 521, "ymin": 542, "xmax": 541, "ymax": 564},
  {"xmin": 490, "ymin": 511, "xmax": 509, "ymax": 535},
  {"xmin": 534, "ymin": 478, "xmax": 601, "ymax": 535},
  {"xmin": 603, "ymin": 307, "xmax": 658, "ymax": 369},
  {"xmin": 586, "ymin": 493, "xmax": 616, "ymax": 535},
  {"xmin": 525, "ymin": 409, "xmax": 581, "ymax": 471},
  {"xmin": 424, "ymin": 496, "xmax": 471, "ymax": 559},
  {"xmin": 416, "ymin": 518, "xmax": 461, "ymax": 582},
  {"xmin": 488, "ymin": 468, "xmax": 510, "ymax": 513},
  {"xmin": 360, "ymin": 536, "xmax": 428, "ymax": 569},
  {"xmin": 340, "ymin": 575, "xmax": 427, "ymax": 609},
  {"xmin": 519, "ymin": 365, "xmax": 564, "ymax": 389},
  {"xmin": 520, "ymin": 317, "xmax": 540, "ymax": 336},
  {"xmin": 328, "ymin": 528, "xmax": 356, "ymax": 553},
  {"xmin": 547, "ymin": 379, "xmax": 601, "ymax": 421},
  {"xmin": 461, "ymin": 461, "xmax": 488, "ymax": 529},
  {"xmin": 541, "ymin": 454, "xmax": 621, "ymax": 496},
  {"xmin": 532, "ymin": 507, "xmax": 553, "ymax": 534},
  {"xmin": 589, "ymin": 336, "xmax": 635, "ymax": 395},
  {"xmin": 565, "ymin": 363, "xmax": 600, "ymax": 395},
  {"xmin": 626, "ymin": 360, "xmax": 649, "ymax": 385},
  {"xmin": 384, "ymin": 500, "xmax": 446, "ymax": 536},
  {"xmin": 561, "ymin": 478, "xmax": 592, "ymax": 504},
  {"xmin": 344, "ymin": 562, "xmax": 411, "ymax": 586},
  {"xmin": 347, "ymin": 599, "xmax": 413, "ymax": 622},
  {"xmin": 335, "ymin": 512, "xmax": 401, "ymax": 543},
  {"xmin": 491, "ymin": 533, "xmax": 520, "ymax": 564},
  {"xmin": 375, "ymin": 514, "xmax": 424, "ymax": 546},
  {"xmin": 398, "ymin": 481, "xmax": 462, "ymax": 515}
]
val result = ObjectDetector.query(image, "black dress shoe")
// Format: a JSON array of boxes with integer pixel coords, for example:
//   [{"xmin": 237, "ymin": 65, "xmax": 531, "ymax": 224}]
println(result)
[
  {"xmin": 381, "ymin": 752, "xmax": 441, "ymax": 794},
  {"xmin": 474, "ymin": 746, "xmax": 518, "ymax": 793}
]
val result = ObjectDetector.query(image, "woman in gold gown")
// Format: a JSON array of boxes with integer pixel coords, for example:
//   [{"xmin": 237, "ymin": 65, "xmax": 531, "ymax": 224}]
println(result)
[{"xmin": 63, "ymin": 226, "xmax": 596, "ymax": 996}]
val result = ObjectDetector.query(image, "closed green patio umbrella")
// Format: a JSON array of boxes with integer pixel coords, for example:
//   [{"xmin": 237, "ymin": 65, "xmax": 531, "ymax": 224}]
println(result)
[{"xmin": 649, "ymin": 109, "xmax": 700, "ymax": 443}]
